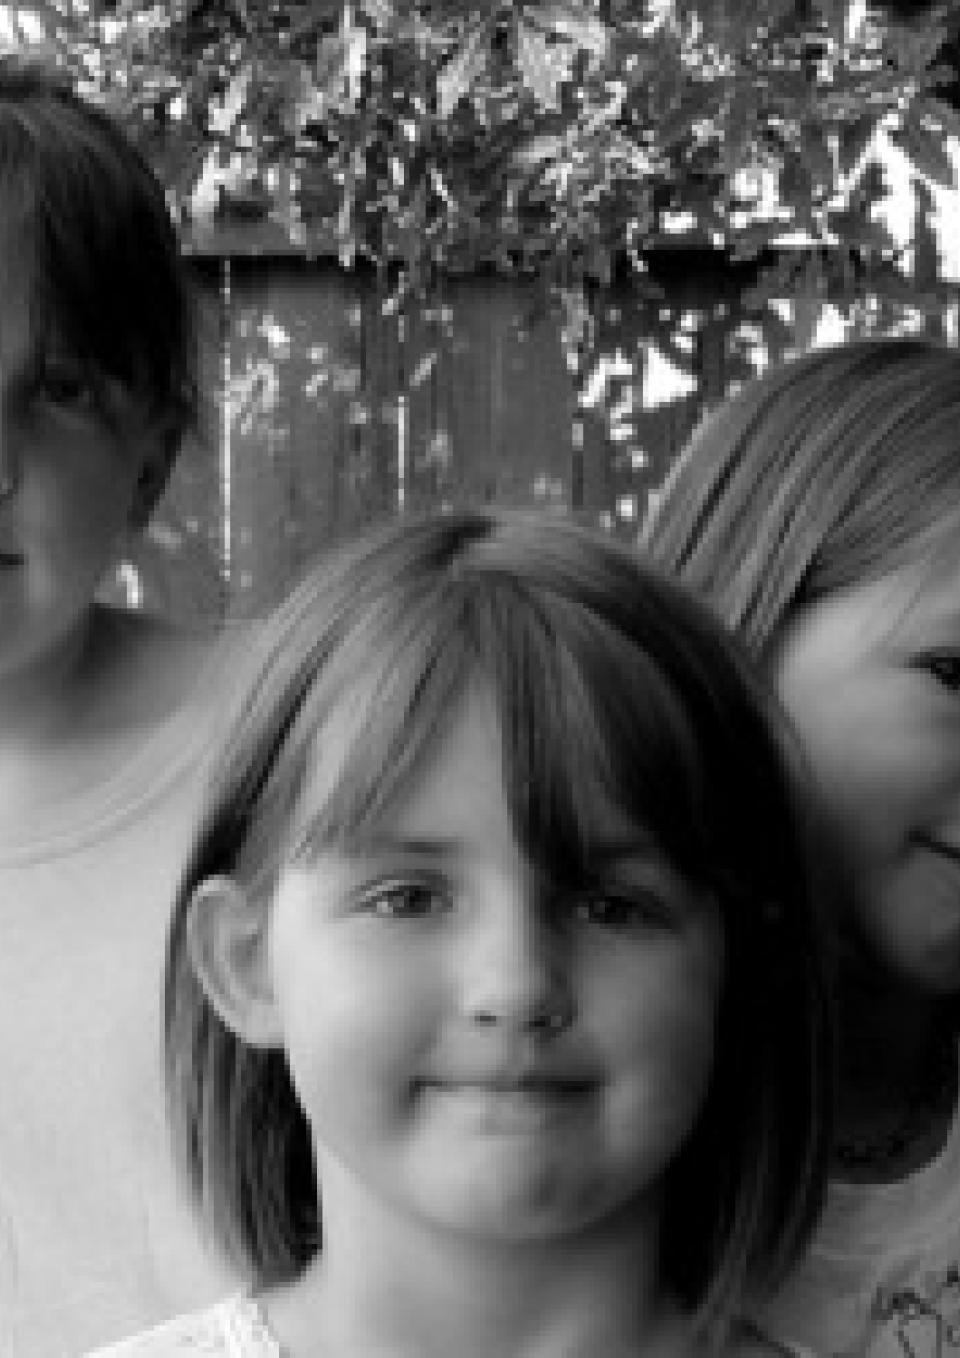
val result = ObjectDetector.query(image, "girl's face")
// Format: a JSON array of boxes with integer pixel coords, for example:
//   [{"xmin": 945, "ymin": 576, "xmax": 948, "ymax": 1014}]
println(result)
[
  {"xmin": 268, "ymin": 682, "xmax": 723, "ymax": 1246},
  {"xmin": 0, "ymin": 253, "xmax": 161, "ymax": 682},
  {"xmin": 773, "ymin": 547, "xmax": 960, "ymax": 992}
]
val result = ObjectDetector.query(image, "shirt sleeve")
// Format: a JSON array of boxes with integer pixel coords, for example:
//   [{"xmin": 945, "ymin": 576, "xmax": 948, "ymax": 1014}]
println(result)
[{"xmin": 81, "ymin": 1300, "xmax": 237, "ymax": 1357}]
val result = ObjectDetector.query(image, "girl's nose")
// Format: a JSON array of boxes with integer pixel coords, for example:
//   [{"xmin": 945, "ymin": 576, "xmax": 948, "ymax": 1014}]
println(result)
[{"xmin": 460, "ymin": 881, "xmax": 575, "ymax": 1035}]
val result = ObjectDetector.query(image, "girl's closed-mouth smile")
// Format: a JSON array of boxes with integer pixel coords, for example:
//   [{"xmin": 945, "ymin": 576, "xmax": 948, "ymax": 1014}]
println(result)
[
  {"xmin": 420, "ymin": 1078, "xmax": 596, "ymax": 1132},
  {"xmin": 421, "ymin": 1077, "xmax": 595, "ymax": 1093},
  {"xmin": 416, "ymin": 1062, "xmax": 599, "ymax": 1129},
  {"xmin": 419, "ymin": 1053, "xmax": 598, "ymax": 1095}
]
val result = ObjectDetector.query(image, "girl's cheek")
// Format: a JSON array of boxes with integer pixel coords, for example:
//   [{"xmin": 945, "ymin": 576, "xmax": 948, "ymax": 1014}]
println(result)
[
  {"xmin": 661, "ymin": 936, "xmax": 723, "ymax": 1091},
  {"xmin": 276, "ymin": 940, "xmax": 444, "ymax": 1072},
  {"xmin": 595, "ymin": 927, "xmax": 723, "ymax": 1070}
]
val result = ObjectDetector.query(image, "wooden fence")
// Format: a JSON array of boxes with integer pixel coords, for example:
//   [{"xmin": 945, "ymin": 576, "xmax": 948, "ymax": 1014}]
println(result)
[{"xmin": 109, "ymin": 249, "xmax": 958, "ymax": 621}]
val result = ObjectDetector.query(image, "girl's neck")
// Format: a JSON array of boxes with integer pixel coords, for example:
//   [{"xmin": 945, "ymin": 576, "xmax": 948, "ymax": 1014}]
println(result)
[
  {"xmin": 0, "ymin": 609, "xmax": 97, "ymax": 741},
  {"xmin": 835, "ymin": 960, "xmax": 957, "ymax": 1180},
  {"xmin": 262, "ymin": 1163, "xmax": 684, "ymax": 1358}
]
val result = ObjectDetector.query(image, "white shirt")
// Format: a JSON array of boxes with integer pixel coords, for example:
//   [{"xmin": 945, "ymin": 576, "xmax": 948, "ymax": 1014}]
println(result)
[
  {"xmin": 87, "ymin": 1297, "xmax": 819, "ymax": 1358},
  {"xmin": 85, "ymin": 1297, "xmax": 280, "ymax": 1358},
  {"xmin": 755, "ymin": 1049, "xmax": 960, "ymax": 1357},
  {"xmin": 0, "ymin": 624, "xmax": 241, "ymax": 1357}
]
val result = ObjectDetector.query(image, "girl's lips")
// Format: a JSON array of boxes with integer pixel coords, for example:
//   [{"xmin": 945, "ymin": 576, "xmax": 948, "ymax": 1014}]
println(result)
[
  {"xmin": 421, "ymin": 1080, "xmax": 596, "ymax": 1132},
  {"xmin": 424, "ymin": 1078, "xmax": 594, "ymax": 1093}
]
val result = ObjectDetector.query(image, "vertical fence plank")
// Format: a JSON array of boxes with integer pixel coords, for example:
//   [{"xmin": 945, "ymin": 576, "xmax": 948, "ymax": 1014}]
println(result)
[
  {"xmin": 223, "ymin": 260, "xmax": 383, "ymax": 615},
  {"xmin": 423, "ymin": 274, "xmax": 577, "ymax": 510}
]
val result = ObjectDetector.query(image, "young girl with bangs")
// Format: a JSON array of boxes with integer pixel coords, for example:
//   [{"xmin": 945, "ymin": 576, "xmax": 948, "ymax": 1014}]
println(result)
[
  {"xmin": 645, "ymin": 338, "xmax": 960, "ymax": 1355},
  {"xmin": 91, "ymin": 510, "xmax": 832, "ymax": 1357}
]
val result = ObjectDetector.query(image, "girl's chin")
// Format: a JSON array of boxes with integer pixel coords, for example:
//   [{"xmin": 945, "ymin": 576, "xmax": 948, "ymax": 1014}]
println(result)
[
  {"xmin": 844, "ymin": 940, "xmax": 960, "ymax": 998},
  {"xmin": 836, "ymin": 902, "xmax": 960, "ymax": 998}
]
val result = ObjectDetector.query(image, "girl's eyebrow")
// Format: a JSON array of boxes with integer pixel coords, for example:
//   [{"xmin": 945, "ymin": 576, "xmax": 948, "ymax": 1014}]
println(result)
[
  {"xmin": 582, "ymin": 834, "xmax": 659, "ymax": 862},
  {"xmin": 0, "ymin": 336, "xmax": 38, "ymax": 386},
  {"xmin": 552, "ymin": 821, "xmax": 662, "ymax": 869},
  {"xmin": 337, "ymin": 834, "xmax": 668, "ymax": 876},
  {"xmin": 341, "ymin": 834, "xmax": 467, "ymax": 860},
  {"xmin": 2, "ymin": 341, "xmax": 68, "ymax": 390},
  {"xmin": 917, "ymin": 602, "xmax": 960, "ymax": 632},
  {"xmin": 891, "ymin": 609, "xmax": 960, "ymax": 650}
]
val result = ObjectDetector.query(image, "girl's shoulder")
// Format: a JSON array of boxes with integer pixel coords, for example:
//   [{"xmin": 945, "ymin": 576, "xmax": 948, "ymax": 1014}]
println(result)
[{"xmin": 85, "ymin": 1295, "xmax": 284, "ymax": 1358}]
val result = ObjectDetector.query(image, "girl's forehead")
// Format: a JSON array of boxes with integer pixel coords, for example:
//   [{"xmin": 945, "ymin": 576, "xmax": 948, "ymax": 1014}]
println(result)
[
  {"xmin": 840, "ymin": 527, "xmax": 960, "ymax": 646},
  {"xmin": 0, "ymin": 258, "xmax": 35, "ymax": 370},
  {"xmin": 0, "ymin": 246, "xmax": 58, "ymax": 361},
  {"xmin": 897, "ymin": 535, "xmax": 960, "ymax": 633},
  {"xmin": 0, "ymin": 191, "xmax": 36, "ymax": 279},
  {"xmin": 299, "ymin": 674, "xmax": 496, "ymax": 819},
  {"xmin": 0, "ymin": 200, "xmax": 90, "ymax": 355},
  {"xmin": 293, "ymin": 671, "xmax": 658, "ymax": 862},
  {"xmin": 893, "ymin": 503, "xmax": 960, "ymax": 585}
]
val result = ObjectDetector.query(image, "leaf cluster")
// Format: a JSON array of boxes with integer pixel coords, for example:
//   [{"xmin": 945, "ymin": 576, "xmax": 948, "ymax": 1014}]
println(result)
[{"xmin": 9, "ymin": 0, "xmax": 957, "ymax": 297}]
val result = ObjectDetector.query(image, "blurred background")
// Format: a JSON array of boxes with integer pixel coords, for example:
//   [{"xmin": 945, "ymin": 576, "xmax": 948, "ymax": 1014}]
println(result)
[{"xmin": 6, "ymin": 0, "xmax": 960, "ymax": 619}]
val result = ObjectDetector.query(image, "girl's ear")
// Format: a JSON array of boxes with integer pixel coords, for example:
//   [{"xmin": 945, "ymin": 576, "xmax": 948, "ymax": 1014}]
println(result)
[{"xmin": 186, "ymin": 875, "xmax": 284, "ymax": 1049}]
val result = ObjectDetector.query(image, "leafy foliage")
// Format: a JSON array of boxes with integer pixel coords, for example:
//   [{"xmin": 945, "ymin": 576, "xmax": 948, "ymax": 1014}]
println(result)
[
  {"xmin": 5, "ymin": 0, "xmax": 955, "ymax": 620},
  {"xmin": 5, "ymin": 0, "xmax": 957, "ymax": 294}
]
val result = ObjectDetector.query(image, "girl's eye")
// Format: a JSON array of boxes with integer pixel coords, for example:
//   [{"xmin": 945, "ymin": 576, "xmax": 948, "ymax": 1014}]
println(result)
[
  {"xmin": 571, "ymin": 889, "xmax": 672, "ymax": 931},
  {"xmin": 358, "ymin": 879, "xmax": 451, "ymax": 919},
  {"xmin": 916, "ymin": 653, "xmax": 960, "ymax": 694},
  {"xmin": 38, "ymin": 367, "xmax": 98, "ymax": 413}
]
